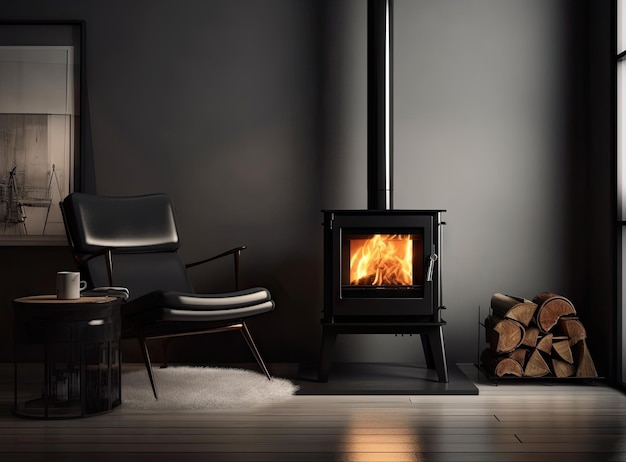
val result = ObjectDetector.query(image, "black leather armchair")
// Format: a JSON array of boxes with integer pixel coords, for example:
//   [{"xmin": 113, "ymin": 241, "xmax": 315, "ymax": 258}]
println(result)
[{"xmin": 61, "ymin": 192, "xmax": 274, "ymax": 399}]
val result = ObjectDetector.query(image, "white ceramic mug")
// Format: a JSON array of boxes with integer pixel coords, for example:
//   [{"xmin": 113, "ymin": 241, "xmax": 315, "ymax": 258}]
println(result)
[{"xmin": 56, "ymin": 271, "xmax": 87, "ymax": 300}]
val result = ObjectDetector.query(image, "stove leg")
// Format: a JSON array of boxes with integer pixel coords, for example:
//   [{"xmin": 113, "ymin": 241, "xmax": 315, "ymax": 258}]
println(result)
[
  {"xmin": 421, "ymin": 334, "xmax": 434, "ymax": 370},
  {"xmin": 424, "ymin": 326, "xmax": 448, "ymax": 383},
  {"xmin": 318, "ymin": 327, "xmax": 337, "ymax": 382}
]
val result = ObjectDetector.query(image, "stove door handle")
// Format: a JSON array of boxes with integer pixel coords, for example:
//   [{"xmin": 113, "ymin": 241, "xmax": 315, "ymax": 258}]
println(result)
[{"xmin": 426, "ymin": 253, "xmax": 438, "ymax": 282}]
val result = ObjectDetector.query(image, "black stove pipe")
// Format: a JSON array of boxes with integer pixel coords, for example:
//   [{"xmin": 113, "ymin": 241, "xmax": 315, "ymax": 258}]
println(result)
[{"xmin": 367, "ymin": 0, "xmax": 393, "ymax": 211}]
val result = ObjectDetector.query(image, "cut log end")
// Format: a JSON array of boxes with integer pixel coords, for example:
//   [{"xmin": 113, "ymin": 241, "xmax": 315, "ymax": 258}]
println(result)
[
  {"xmin": 573, "ymin": 340, "xmax": 598, "ymax": 378},
  {"xmin": 491, "ymin": 293, "xmax": 538, "ymax": 327},
  {"xmin": 485, "ymin": 316, "xmax": 525, "ymax": 353},
  {"xmin": 554, "ymin": 318, "xmax": 587, "ymax": 346},
  {"xmin": 552, "ymin": 358, "xmax": 576, "ymax": 378},
  {"xmin": 533, "ymin": 293, "xmax": 577, "ymax": 333},
  {"xmin": 481, "ymin": 348, "xmax": 524, "ymax": 377},
  {"xmin": 524, "ymin": 349, "xmax": 551, "ymax": 377},
  {"xmin": 552, "ymin": 340, "xmax": 574, "ymax": 364}
]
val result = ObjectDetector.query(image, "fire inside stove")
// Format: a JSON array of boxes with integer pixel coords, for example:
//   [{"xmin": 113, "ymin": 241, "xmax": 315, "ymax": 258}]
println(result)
[
  {"xmin": 349, "ymin": 234, "xmax": 413, "ymax": 286},
  {"xmin": 342, "ymin": 231, "xmax": 425, "ymax": 298}
]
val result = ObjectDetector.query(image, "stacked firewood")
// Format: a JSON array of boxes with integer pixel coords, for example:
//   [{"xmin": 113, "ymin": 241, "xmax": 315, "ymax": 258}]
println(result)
[{"xmin": 480, "ymin": 292, "xmax": 598, "ymax": 378}]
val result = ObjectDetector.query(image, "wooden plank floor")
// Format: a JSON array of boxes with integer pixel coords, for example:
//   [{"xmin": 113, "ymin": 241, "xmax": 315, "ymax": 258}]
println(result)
[{"xmin": 1, "ymin": 363, "xmax": 626, "ymax": 462}]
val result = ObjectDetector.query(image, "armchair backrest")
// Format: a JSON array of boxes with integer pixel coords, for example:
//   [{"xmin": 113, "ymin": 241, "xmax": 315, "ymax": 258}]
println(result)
[
  {"xmin": 62, "ymin": 193, "xmax": 180, "ymax": 254},
  {"xmin": 61, "ymin": 192, "xmax": 194, "ymax": 300}
]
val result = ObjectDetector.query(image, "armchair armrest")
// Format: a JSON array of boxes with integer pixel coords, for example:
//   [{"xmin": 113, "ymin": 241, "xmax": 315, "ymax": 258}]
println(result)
[
  {"xmin": 185, "ymin": 245, "xmax": 247, "ymax": 268},
  {"xmin": 185, "ymin": 245, "xmax": 247, "ymax": 290}
]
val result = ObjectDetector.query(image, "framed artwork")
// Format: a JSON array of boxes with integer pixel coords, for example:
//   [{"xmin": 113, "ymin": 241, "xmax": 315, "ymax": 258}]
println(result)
[{"xmin": 0, "ymin": 21, "xmax": 84, "ymax": 245}]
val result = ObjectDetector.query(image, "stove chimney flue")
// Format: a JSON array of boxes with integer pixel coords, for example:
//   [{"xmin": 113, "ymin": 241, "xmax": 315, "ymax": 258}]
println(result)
[{"xmin": 367, "ymin": 0, "xmax": 393, "ymax": 211}]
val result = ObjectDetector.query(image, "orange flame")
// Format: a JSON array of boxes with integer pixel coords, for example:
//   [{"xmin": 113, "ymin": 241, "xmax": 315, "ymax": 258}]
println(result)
[{"xmin": 349, "ymin": 234, "xmax": 413, "ymax": 286}]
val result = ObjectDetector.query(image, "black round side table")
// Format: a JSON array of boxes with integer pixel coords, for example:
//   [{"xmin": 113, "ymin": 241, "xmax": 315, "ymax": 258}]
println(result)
[{"xmin": 12, "ymin": 295, "xmax": 122, "ymax": 419}]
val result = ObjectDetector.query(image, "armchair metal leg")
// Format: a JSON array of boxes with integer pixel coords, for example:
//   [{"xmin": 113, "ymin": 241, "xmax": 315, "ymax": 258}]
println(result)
[
  {"xmin": 137, "ymin": 334, "xmax": 159, "ymax": 399},
  {"xmin": 240, "ymin": 322, "xmax": 271, "ymax": 380},
  {"xmin": 160, "ymin": 338, "xmax": 172, "ymax": 369}
]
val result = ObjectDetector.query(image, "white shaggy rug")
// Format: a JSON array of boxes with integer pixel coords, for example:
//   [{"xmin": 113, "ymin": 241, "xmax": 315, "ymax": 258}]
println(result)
[{"xmin": 122, "ymin": 366, "xmax": 299, "ymax": 410}]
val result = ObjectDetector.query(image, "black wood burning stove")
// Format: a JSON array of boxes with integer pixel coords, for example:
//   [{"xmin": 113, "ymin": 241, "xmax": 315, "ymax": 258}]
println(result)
[
  {"xmin": 317, "ymin": 0, "xmax": 448, "ymax": 382},
  {"xmin": 318, "ymin": 209, "xmax": 448, "ymax": 382},
  {"xmin": 323, "ymin": 210, "xmax": 443, "ymax": 319}
]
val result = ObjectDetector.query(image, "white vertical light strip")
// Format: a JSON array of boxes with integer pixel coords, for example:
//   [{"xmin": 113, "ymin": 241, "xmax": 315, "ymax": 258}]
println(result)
[
  {"xmin": 617, "ymin": 0, "xmax": 626, "ymax": 53},
  {"xmin": 619, "ymin": 0, "xmax": 626, "ymax": 386},
  {"xmin": 384, "ymin": 0, "xmax": 392, "ymax": 209},
  {"xmin": 616, "ymin": 0, "xmax": 626, "ymax": 221},
  {"xmin": 617, "ymin": 60, "xmax": 626, "ymax": 221}
]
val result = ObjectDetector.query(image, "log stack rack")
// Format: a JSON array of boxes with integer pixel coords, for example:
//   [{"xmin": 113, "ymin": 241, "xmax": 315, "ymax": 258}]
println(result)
[{"xmin": 476, "ymin": 292, "xmax": 602, "ymax": 383}]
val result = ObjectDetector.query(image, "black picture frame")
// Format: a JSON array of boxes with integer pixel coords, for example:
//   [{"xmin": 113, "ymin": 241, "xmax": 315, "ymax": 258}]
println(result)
[{"xmin": 0, "ymin": 20, "xmax": 85, "ymax": 245}]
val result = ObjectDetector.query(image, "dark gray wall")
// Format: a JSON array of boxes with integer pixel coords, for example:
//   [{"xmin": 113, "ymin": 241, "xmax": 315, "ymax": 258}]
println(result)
[
  {"xmin": 0, "ymin": 1, "xmax": 615, "ymax": 376},
  {"xmin": 0, "ymin": 0, "xmax": 325, "ymax": 365},
  {"xmin": 316, "ymin": 0, "xmax": 614, "ymax": 375}
]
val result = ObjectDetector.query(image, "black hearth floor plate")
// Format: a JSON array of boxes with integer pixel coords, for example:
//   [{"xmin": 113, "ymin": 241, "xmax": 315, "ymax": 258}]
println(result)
[{"xmin": 294, "ymin": 362, "xmax": 479, "ymax": 395}]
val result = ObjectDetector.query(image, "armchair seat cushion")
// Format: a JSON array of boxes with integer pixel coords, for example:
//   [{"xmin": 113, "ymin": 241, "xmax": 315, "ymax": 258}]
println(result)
[{"xmin": 122, "ymin": 287, "xmax": 275, "ymax": 323}]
